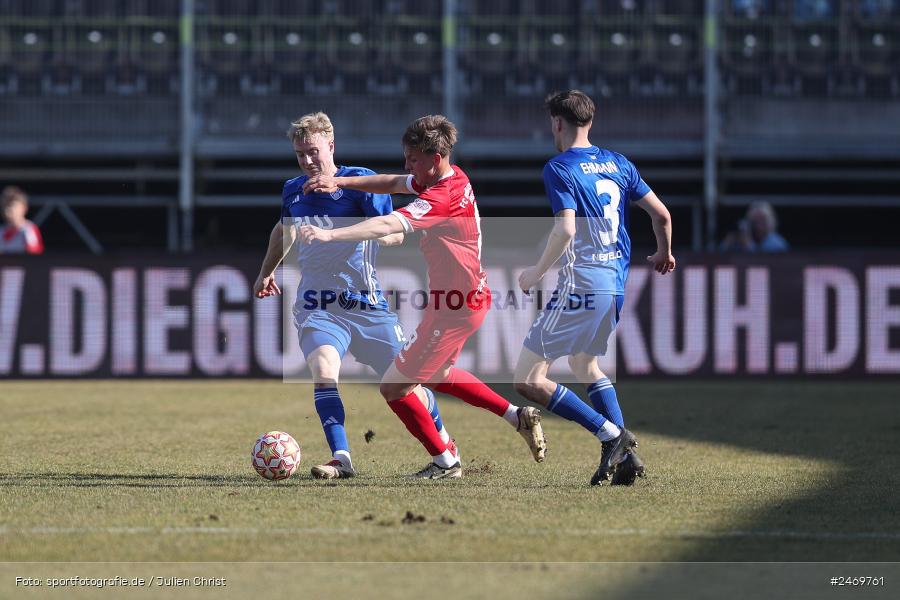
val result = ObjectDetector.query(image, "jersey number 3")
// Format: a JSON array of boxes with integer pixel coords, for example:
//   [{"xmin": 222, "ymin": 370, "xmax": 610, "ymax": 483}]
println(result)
[{"xmin": 595, "ymin": 179, "xmax": 621, "ymax": 246}]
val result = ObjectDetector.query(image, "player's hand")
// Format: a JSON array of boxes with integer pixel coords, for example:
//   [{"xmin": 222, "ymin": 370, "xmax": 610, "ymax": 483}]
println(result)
[
  {"xmin": 299, "ymin": 224, "xmax": 333, "ymax": 244},
  {"xmin": 518, "ymin": 266, "xmax": 543, "ymax": 293},
  {"xmin": 253, "ymin": 273, "xmax": 281, "ymax": 298},
  {"xmin": 303, "ymin": 174, "xmax": 340, "ymax": 195},
  {"xmin": 646, "ymin": 251, "xmax": 676, "ymax": 274}
]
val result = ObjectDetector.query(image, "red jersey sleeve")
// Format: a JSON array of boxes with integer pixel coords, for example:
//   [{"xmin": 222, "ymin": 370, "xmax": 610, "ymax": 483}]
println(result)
[
  {"xmin": 25, "ymin": 222, "xmax": 44, "ymax": 254},
  {"xmin": 393, "ymin": 184, "xmax": 450, "ymax": 233},
  {"xmin": 405, "ymin": 174, "xmax": 426, "ymax": 195}
]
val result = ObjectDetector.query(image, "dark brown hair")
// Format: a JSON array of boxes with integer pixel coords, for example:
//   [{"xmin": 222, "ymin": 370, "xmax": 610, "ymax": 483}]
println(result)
[
  {"xmin": 1, "ymin": 186, "xmax": 28, "ymax": 207},
  {"xmin": 544, "ymin": 90, "xmax": 595, "ymax": 127},
  {"xmin": 402, "ymin": 115, "xmax": 457, "ymax": 157}
]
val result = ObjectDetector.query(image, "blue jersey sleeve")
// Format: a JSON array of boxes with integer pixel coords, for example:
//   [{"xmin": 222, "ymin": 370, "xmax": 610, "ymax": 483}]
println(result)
[
  {"xmin": 543, "ymin": 160, "xmax": 577, "ymax": 214},
  {"xmin": 280, "ymin": 182, "xmax": 293, "ymax": 219},
  {"xmin": 624, "ymin": 159, "xmax": 651, "ymax": 202},
  {"xmin": 345, "ymin": 167, "xmax": 393, "ymax": 217},
  {"xmin": 359, "ymin": 192, "xmax": 393, "ymax": 217}
]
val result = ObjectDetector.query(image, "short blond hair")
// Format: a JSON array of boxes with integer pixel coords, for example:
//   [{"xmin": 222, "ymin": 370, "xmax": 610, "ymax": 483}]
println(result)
[{"xmin": 287, "ymin": 111, "xmax": 334, "ymax": 143}]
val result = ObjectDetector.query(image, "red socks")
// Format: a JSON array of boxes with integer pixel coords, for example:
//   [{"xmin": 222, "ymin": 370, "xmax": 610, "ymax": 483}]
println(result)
[
  {"xmin": 387, "ymin": 390, "xmax": 447, "ymax": 456},
  {"xmin": 435, "ymin": 368, "xmax": 510, "ymax": 417}
]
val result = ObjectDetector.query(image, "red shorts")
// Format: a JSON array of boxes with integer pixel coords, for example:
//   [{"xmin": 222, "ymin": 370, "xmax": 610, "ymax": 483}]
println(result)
[{"xmin": 394, "ymin": 302, "xmax": 488, "ymax": 383}]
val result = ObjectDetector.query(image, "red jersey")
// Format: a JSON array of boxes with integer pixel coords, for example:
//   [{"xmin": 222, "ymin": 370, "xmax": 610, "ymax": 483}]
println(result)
[
  {"xmin": 393, "ymin": 167, "xmax": 487, "ymax": 300},
  {"xmin": 0, "ymin": 220, "xmax": 43, "ymax": 254}
]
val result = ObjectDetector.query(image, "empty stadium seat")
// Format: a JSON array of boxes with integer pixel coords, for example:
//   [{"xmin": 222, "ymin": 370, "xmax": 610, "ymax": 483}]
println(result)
[
  {"xmin": 197, "ymin": 21, "xmax": 251, "ymax": 94},
  {"xmin": 323, "ymin": 21, "xmax": 373, "ymax": 94},
  {"xmin": 576, "ymin": 21, "xmax": 643, "ymax": 97},
  {"xmin": 128, "ymin": 20, "xmax": 178, "ymax": 94},
  {"xmin": 722, "ymin": 19, "xmax": 780, "ymax": 95},
  {"xmin": 238, "ymin": 23, "xmax": 280, "ymax": 96},
  {"xmin": 721, "ymin": 0, "xmax": 793, "ymax": 95},
  {"xmin": 267, "ymin": 21, "xmax": 313, "ymax": 94},
  {"xmin": 459, "ymin": 1, "xmax": 527, "ymax": 96},
  {"xmin": 65, "ymin": 24, "xmax": 122, "ymax": 94},
  {"xmin": 381, "ymin": 15, "xmax": 442, "ymax": 95},
  {"xmin": 649, "ymin": 23, "xmax": 702, "ymax": 95},
  {"xmin": 848, "ymin": 3, "xmax": 899, "ymax": 96},
  {"xmin": 8, "ymin": 24, "xmax": 52, "ymax": 93},
  {"xmin": 787, "ymin": 17, "xmax": 839, "ymax": 95},
  {"xmin": 522, "ymin": 0, "xmax": 580, "ymax": 94}
]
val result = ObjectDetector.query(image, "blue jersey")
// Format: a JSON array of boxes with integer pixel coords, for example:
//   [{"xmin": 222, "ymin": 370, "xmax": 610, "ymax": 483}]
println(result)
[
  {"xmin": 281, "ymin": 166, "xmax": 392, "ymax": 308},
  {"xmin": 543, "ymin": 146, "xmax": 651, "ymax": 295}
]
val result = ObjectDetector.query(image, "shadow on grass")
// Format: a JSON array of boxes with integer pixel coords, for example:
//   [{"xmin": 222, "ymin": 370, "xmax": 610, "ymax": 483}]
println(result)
[
  {"xmin": 0, "ymin": 471, "xmax": 561, "ymax": 490},
  {"xmin": 0, "ymin": 473, "xmax": 258, "ymax": 488},
  {"xmin": 500, "ymin": 380, "xmax": 900, "ymax": 599}
]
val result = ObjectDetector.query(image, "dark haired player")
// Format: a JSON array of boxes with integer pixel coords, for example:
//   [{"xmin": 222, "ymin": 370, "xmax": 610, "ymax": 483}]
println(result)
[{"xmin": 514, "ymin": 90, "xmax": 675, "ymax": 485}]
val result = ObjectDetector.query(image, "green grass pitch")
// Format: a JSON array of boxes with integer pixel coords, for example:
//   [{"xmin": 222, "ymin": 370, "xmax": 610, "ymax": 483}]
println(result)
[{"xmin": 1, "ymin": 380, "xmax": 898, "ymax": 597}]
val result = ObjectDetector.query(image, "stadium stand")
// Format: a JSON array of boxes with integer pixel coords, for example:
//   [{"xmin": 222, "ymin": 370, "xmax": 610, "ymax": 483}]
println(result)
[
  {"xmin": 0, "ymin": 0, "xmax": 898, "ymax": 252},
  {"xmin": 651, "ymin": 0, "xmax": 704, "ymax": 96},
  {"xmin": 848, "ymin": 0, "xmax": 899, "ymax": 97},
  {"xmin": 380, "ymin": 9, "xmax": 442, "ymax": 95},
  {"xmin": 520, "ymin": 0, "xmax": 580, "ymax": 93}
]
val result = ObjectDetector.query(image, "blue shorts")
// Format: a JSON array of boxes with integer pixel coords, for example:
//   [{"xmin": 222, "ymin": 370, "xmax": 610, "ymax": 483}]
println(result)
[
  {"xmin": 523, "ymin": 292, "xmax": 624, "ymax": 360},
  {"xmin": 293, "ymin": 302, "xmax": 405, "ymax": 377}
]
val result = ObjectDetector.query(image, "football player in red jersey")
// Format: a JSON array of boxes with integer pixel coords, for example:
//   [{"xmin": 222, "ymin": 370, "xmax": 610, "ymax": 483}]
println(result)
[{"xmin": 300, "ymin": 115, "xmax": 546, "ymax": 479}]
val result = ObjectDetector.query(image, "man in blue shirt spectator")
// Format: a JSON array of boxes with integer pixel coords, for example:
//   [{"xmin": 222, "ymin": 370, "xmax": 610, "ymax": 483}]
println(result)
[{"xmin": 720, "ymin": 201, "xmax": 790, "ymax": 253}]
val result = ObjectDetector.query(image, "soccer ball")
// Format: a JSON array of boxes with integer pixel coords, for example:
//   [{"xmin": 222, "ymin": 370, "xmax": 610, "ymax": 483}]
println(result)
[{"xmin": 251, "ymin": 431, "xmax": 301, "ymax": 481}]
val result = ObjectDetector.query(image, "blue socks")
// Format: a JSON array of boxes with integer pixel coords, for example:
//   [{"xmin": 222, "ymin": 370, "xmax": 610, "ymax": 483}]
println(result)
[
  {"xmin": 313, "ymin": 388, "xmax": 349, "ymax": 457},
  {"xmin": 587, "ymin": 377, "xmax": 624, "ymax": 427},
  {"xmin": 314, "ymin": 387, "xmax": 444, "ymax": 459},
  {"xmin": 422, "ymin": 386, "xmax": 444, "ymax": 432},
  {"xmin": 547, "ymin": 384, "xmax": 606, "ymax": 435}
]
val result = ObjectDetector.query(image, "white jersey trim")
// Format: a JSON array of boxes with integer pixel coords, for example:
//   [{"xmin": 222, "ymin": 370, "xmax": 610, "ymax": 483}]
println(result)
[
  {"xmin": 392, "ymin": 212, "xmax": 413, "ymax": 234},
  {"xmin": 405, "ymin": 169, "xmax": 455, "ymax": 194},
  {"xmin": 361, "ymin": 239, "xmax": 378, "ymax": 305}
]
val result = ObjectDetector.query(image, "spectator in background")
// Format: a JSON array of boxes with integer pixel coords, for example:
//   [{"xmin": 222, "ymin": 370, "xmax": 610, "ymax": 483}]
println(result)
[
  {"xmin": 1, "ymin": 186, "xmax": 44, "ymax": 254},
  {"xmin": 720, "ymin": 201, "xmax": 789, "ymax": 253}
]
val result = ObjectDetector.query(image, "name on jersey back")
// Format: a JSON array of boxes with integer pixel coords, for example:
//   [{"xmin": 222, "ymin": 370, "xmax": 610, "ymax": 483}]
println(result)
[
  {"xmin": 590, "ymin": 250, "xmax": 623, "ymax": 262},
  {"xmin": 579, "ymin": 161, "xmax": 619, "ymax": 175}
]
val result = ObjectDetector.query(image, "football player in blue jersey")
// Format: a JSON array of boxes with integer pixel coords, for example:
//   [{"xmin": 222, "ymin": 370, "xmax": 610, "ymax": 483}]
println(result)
[
  {"xmin": 513, "ymin": 91, "xmax": 676, "ymax": 486},
  {"xmin": 253, "ymin": 112, "xmax": 454, "ymax": 479}
]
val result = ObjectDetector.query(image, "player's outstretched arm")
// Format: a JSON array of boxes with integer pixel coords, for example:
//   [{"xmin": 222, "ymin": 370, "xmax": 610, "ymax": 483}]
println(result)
[
  {"xmin": 635, "ymin": 191, "xmax": 675, "ymax": 274},
  {"xmin": 377, "ymin": 232, "xmax": 405, "ymax": 247},
  {"xmin": 303, "ymin": 174, "xmax": 410, "ymax": 196},
  {"xmin": 254, "ymin": 221, "xmax": 296, "ymax": 298},
  {"xmin": 299, "ymin": 214, "xmax": 406, "ymax": 244},
  {"xmin": 519, "ymin": 209, "xmax": 577, "ymax": 292}
]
